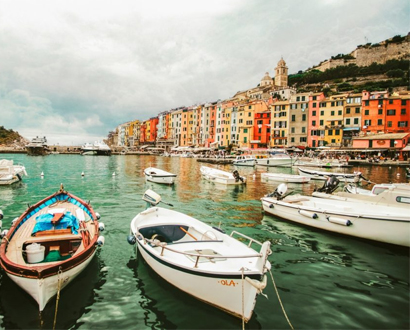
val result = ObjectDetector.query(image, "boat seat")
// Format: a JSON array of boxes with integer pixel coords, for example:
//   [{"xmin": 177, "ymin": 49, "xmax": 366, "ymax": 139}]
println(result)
[
  {"xmin": 24, "ymin": 233, "xmax": 82, "ymax": 244},
  {"xmin": 51, "ymin": 213, "xmax": 64, "ymax": 225}
]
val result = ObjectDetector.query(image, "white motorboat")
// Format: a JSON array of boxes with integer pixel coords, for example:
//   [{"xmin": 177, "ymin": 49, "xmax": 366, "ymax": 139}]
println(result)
[
  {"xmin": 261, "ymin": 184, "xmax": 410, "ymax": 247},
  {"xmin": 144, "ymin": 167, "xmax": 177, "ymax": 185},
  {"xmin": 294, "ymin": 158, "xmax": 350, "ymax": 168},
  {"xmin": 256, "ymin": 151, "xmax": 295, "ymax": 167},
  {"xmin": 200, "ymin": 166, "xmax": 246, "ymax": 185},
  {"xmin": 0, "ymin": 185, "xmax": 105, "ymax": 310},
  {"xmin": 233, "ymin": 155, "xmax": 257, "ymax": 167},
  {"xmin": 81, "ymin": 141, "xmax": 111, "ymax": 156},
  {"xmin": 128, "ymin": 190, "xmax": 271, "ymax": 322},
  {"xmin": 0, "ymin": 159, "xmax": 28, "ymax": 185},
  {"xmin": 298, "ymin": 167, "xmax": 364, "ymax": 183},
  {"xmin": 261, "ymin": 172, "xmax": 310, "ymax": 183},
  {"xmin": 312, "ymin": 183, "xmax": 410, "ymax": 209}
]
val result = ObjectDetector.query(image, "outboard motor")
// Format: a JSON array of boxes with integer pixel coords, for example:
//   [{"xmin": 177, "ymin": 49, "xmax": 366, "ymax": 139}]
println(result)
[
  {"xmin": 232, "ymin": 170, "xmax": 244, "ymax": 183},
  {"xmin": 316, "ymin": 175, "xmax": 340, "ymax": 194},
  {"xmin": 267, "ymin": 183, "xmax": 288, "ymax": 200}
]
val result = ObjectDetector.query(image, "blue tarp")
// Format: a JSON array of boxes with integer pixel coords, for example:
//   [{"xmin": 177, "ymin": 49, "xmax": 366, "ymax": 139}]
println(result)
[{"xmin": 32, "ymin": 212, "xmax": 79, "ymax": 235}]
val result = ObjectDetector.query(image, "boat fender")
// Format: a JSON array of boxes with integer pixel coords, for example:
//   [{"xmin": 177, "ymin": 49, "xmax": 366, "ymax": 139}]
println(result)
[
  {"xmin": 97, "ymin": 236, "xmax": 105, "ymax": 246},
  {"xmin": 127, "ymin": 234, "xmax": 137, "ymax": 245},
  {"xmin": 11, "ymin": 217, "xmax": 18, "ymax": 226},
  {"xmin": 327, "ymin": 216, "xmax": 352, "ymax": 226},
  {"xmin": 98, "ymin": 222, "xmax": 105, "ymax": 232},
  {"xmin": 269, "ymin": 204, "xmax": 274, "ymax": 208},
  {"xmin": 0, "ymin": 209, "xmax": 3, "ymax": 220},
  {"xmin": 245, "ymin": 275, "xmax": 268, "ymax": 293},
  {"xmin": 1, "ymin": 229, "xmax": 8, "ymax": 238},
  {"xmin": 299, "ymin": 210, "xmax": 318, "ymax": 219},
  {"xmin": 95, "ymin": 212, "xmax": 101, "ymax": 220}
]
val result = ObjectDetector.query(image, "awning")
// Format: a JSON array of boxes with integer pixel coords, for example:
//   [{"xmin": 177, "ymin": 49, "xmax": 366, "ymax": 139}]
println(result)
[
  {"xmin": 139, "ymin": 145, "xmax": 149, "ymax": 149},
  {"xmin": 343, "ymin": 127, "xmax": 360, "ymax": 131},
  {"xmin": 402, "ymin": 145, "xmax": 410, "ymax": 151}
]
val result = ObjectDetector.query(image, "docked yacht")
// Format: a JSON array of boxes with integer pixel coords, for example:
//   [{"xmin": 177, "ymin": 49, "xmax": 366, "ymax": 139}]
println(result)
[
  {"xmin": 256, "ymin": 150, "xmax": 295, "ymax": 167},
  {"xmin": 25, "ymin": 136, "xmax": 49, "ymax": 156},
  {"xmin": 81, "ymin": 141, "xmax": 111, "ymax": 156}
]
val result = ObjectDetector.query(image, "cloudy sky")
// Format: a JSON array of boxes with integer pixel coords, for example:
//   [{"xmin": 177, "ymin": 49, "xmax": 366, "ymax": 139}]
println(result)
[{"xmin": 0, "ymin": 0, "xmax": 409, "ymax": 145}]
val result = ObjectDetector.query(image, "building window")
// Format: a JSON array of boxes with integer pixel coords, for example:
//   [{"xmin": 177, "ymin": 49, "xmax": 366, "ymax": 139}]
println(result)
[
  {"xmin": 320, "ymin": 120, "xmax": 324, "ymax": 125},
  {"xmin": 338, "ymin": 110, "xmax": 342, "ymax": 115},
  {"xmin": 244, "ymin": 128, "xmax": 248, "ymax": 133},
  {"xmin": 346, "ymin": 108, "xmax": 351, "ymax": 114},
  {"xmin": 312, "ymin": 110, "xmax": 316, "ymax": 116},
  {"xmin": 291, "ymin": 115, "xmax": 296, "ymax": 122},
  {"xmin": 355, "ymin": 108, "xmax": 360, "ymax": 113},
  {"xmin": 331, "ymin": 111, "xmax": 335, "ymax": 116},
  {"xmin": 387, "ymin": 110, "xmax": 396, "ymax": 116},
  {"xmin": 364, "ymin": 120, "xmax": 371, "ymax": 126},
  {"xmin": 313, "ymin": 96, "xmax": 317, "ymax": 100},
  {"xmin": 312, "ymin": 120, "xmax": 316, "ymax": 126},
  {"xmin": 377, "ymin": 119, "xmax": 383, "ymax": 125},
  {"xmin": 328, "ymin": 130, "xmax": 333, "ymax": 136},
  {"xmin": 302, "ymin": 114, "xmax": 306, "ymax": 121},
  {"xmin": 365, "ymin": 101, "xmax": 369, "ymax": 106},
  {"xmin": 300, "ymin": 137, "xmax": 307, "ymax": 142},
  {"xmin": 401, "ymin": 100, "xmax": 407, "ymax": 106},
  {"xmin": 389, "ymin": 99, "xmax": 393, "ymax": 104},
  {"xmin": 302, "ymin": 127, "xmax": 306, "ymax": 133},
  {"xmin": 398, "ymin": 121, "xmax": 408, "ymax": 127},
  {"xmin": 313, "ymin": 102, "xmax": 317, "ymax": 108},
  {"xmin": 387, "ymin": 121, "xmax": 392, "ymax": 127},
  {"xmin": 365, "ymin": 110, "xmax": 369, "ymax": 115},
  {"xmin": 378, "ymin": 109, "xmax": 383, "ymax": 115},
  {"xmin": 401, "ymin": 109, "xmax": 406, "ymax": 115},
  {"xmin": 354, "ymin": 118, "xmax": 359, "ymax": 125},
  {"xmin": 291, "ymin": 137, "xmax": 295, "ymax": 143},
  {"xmin": 335, "ymin": 129, "xmax": 340, "ymax": 135},
  {"xmin": 346, "ymin": 118, "xmax": 351, "ymax": 125},
  {"xmin": 320, "ymin": 111, "xmax": 324, "ymax": 116},
  {"xmin": 291, "ymin": 127, "xmax": 295, "ymax": 133}
]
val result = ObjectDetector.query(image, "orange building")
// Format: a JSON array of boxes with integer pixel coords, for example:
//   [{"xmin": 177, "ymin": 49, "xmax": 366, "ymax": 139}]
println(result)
[{"xmin": 308, "ymin": 92, "xmax": 325, "ymax": 148}]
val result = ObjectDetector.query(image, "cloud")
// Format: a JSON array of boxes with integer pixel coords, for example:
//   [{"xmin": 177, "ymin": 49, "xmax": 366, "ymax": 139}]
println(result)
[{"xmin": 0, "ymin": 0, "xmax": 408, "ymax": 144}]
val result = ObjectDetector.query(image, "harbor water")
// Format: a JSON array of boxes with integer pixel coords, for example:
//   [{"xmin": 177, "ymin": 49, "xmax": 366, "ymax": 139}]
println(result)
[{"xmin": 0, "ymin": 154, "xmax": 409, "ymax": 330}]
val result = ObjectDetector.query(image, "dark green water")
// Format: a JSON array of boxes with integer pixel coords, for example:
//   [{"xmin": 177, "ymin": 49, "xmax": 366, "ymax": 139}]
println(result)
[{"xmin": 0, "ymin": 154, "xmax": 409, "ymax": 330}]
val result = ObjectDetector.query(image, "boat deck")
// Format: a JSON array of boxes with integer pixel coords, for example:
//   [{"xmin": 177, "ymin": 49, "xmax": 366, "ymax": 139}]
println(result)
[{"xmin": 6, "ymin": 201, "xmax": 96, "ymax": 266}]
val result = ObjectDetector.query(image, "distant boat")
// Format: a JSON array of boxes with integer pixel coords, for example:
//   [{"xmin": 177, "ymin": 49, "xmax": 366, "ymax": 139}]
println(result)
[
  {"xmin": 25, "ymin": 136, "xmax": 49, "ymax": 156},
  {"xmin": 0, "ymin": 185, "xmax": 105, "ymax": 310},
  {"xmin": 0, "ymin": 159, "xmax": 28, "ymax": 185},
  {"xmin": 261, "ymin": 172, "xmax": 310, "ymax": 183},
  {"xmin": 144, "ymin": 167, "xmax": 177, "ymax": 185},
  {"xmin": 233, "ymin": 155, "xmax": 257, "ymax": 167},
  {"xmin": 256, "ymin": 150, "xmax": 295, "ymax": 167},
  {"xmin": 200, "ymin": 166, "xmax": 246, "ymax": 185},
  {"xmin": 81, "ymin": 141, "xmax": 111, "ymax": 156},
  {"xmin": 298, "ymin": 167, "xmax": 363, "ymax": 183}
]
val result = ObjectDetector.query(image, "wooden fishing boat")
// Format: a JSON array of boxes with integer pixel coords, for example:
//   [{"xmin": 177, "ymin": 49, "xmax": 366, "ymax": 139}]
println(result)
[
  {"xmin": 0, "ymin": 185, "xmax": 105, "ymax": 311},
  {"xmin": 144, "ymin": 167, "xmax": 177, "ymax": 185},
  {"xmin": 128, "ymin": 190, "xmax": 271, "ymax": 322}
]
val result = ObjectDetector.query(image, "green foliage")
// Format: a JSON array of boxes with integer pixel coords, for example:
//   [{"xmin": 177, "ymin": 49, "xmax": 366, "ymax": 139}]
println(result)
[
  {"xmin": 0, "ymin": 126, "xmax": 22, "ymax": 145},
  {"xmin": 386, "ymin": 69, "xmax": 405, "ymax": 78},
  {"xmin": 288, "ymin": 59, "xmax": 410, "ymax": 88}
]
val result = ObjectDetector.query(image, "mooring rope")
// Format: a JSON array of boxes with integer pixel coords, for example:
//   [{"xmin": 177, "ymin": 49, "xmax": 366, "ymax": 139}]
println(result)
[
  {"xmin": 269, "ymin": 269, "xmax": 294, "ymax": 330},
  {"xmin": 53, "ymin": 267, "xmax": 63, "ymax": 330},
  {"xmin": 241, "ymin": 267, "xmax": 245, "ymax": 330}
]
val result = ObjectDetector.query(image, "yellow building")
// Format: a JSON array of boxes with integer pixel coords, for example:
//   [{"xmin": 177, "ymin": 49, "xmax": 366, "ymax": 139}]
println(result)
[
  {"xmin": 319, "ymin": 94, "xmax": 347, "ymax": 147},
  {"xmin": 271, "ymin": 100, "xmax": 290, "ymax": 147}
]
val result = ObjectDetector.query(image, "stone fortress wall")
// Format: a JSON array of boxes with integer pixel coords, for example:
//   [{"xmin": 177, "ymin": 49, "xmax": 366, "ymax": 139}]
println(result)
[{"xmin": 312, "ymin": 33, "xmax": 410, "ymax": 72}]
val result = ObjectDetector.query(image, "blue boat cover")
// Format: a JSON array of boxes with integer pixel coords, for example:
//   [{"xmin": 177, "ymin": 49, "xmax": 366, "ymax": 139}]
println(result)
[{"xmin": 32, "ymin": 212, "xmax": 79, "ymax": 235}]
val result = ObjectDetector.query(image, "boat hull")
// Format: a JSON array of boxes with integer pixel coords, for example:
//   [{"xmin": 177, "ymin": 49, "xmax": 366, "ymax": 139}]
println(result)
[
  {"xmin": 145, "ymin": 175, "xmax": 176, "ymax": 185},
  {"xmin": 256, "ymin": 158, "xmax": 294, "ymax": 167},
  {"xmin": 261, "ymin": 198, "xmax": 410, "ymax": 247},
  {"xmin": 135, "ymin": 241, "xmax": 262, "ymax": 321},
  {"xmin": 26, "ymin": 146, "xmax": 48, "ymax": 156},
  {"xmin": 261, "ymin": 173, "xmax": 310, "ymax": 183},
  {"xmin": 6, "ymin": 250, "xmax": 96, "ymax": 310}
]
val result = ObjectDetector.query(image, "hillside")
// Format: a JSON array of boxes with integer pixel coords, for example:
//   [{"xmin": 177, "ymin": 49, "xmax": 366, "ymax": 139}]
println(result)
[
  {"xmin": 0, "ymin": 126, "xmax": 27, "ymax": 147},
  {"xmin": 289, "ymin": 33, "xmax": 410, "ymax": 94}
]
